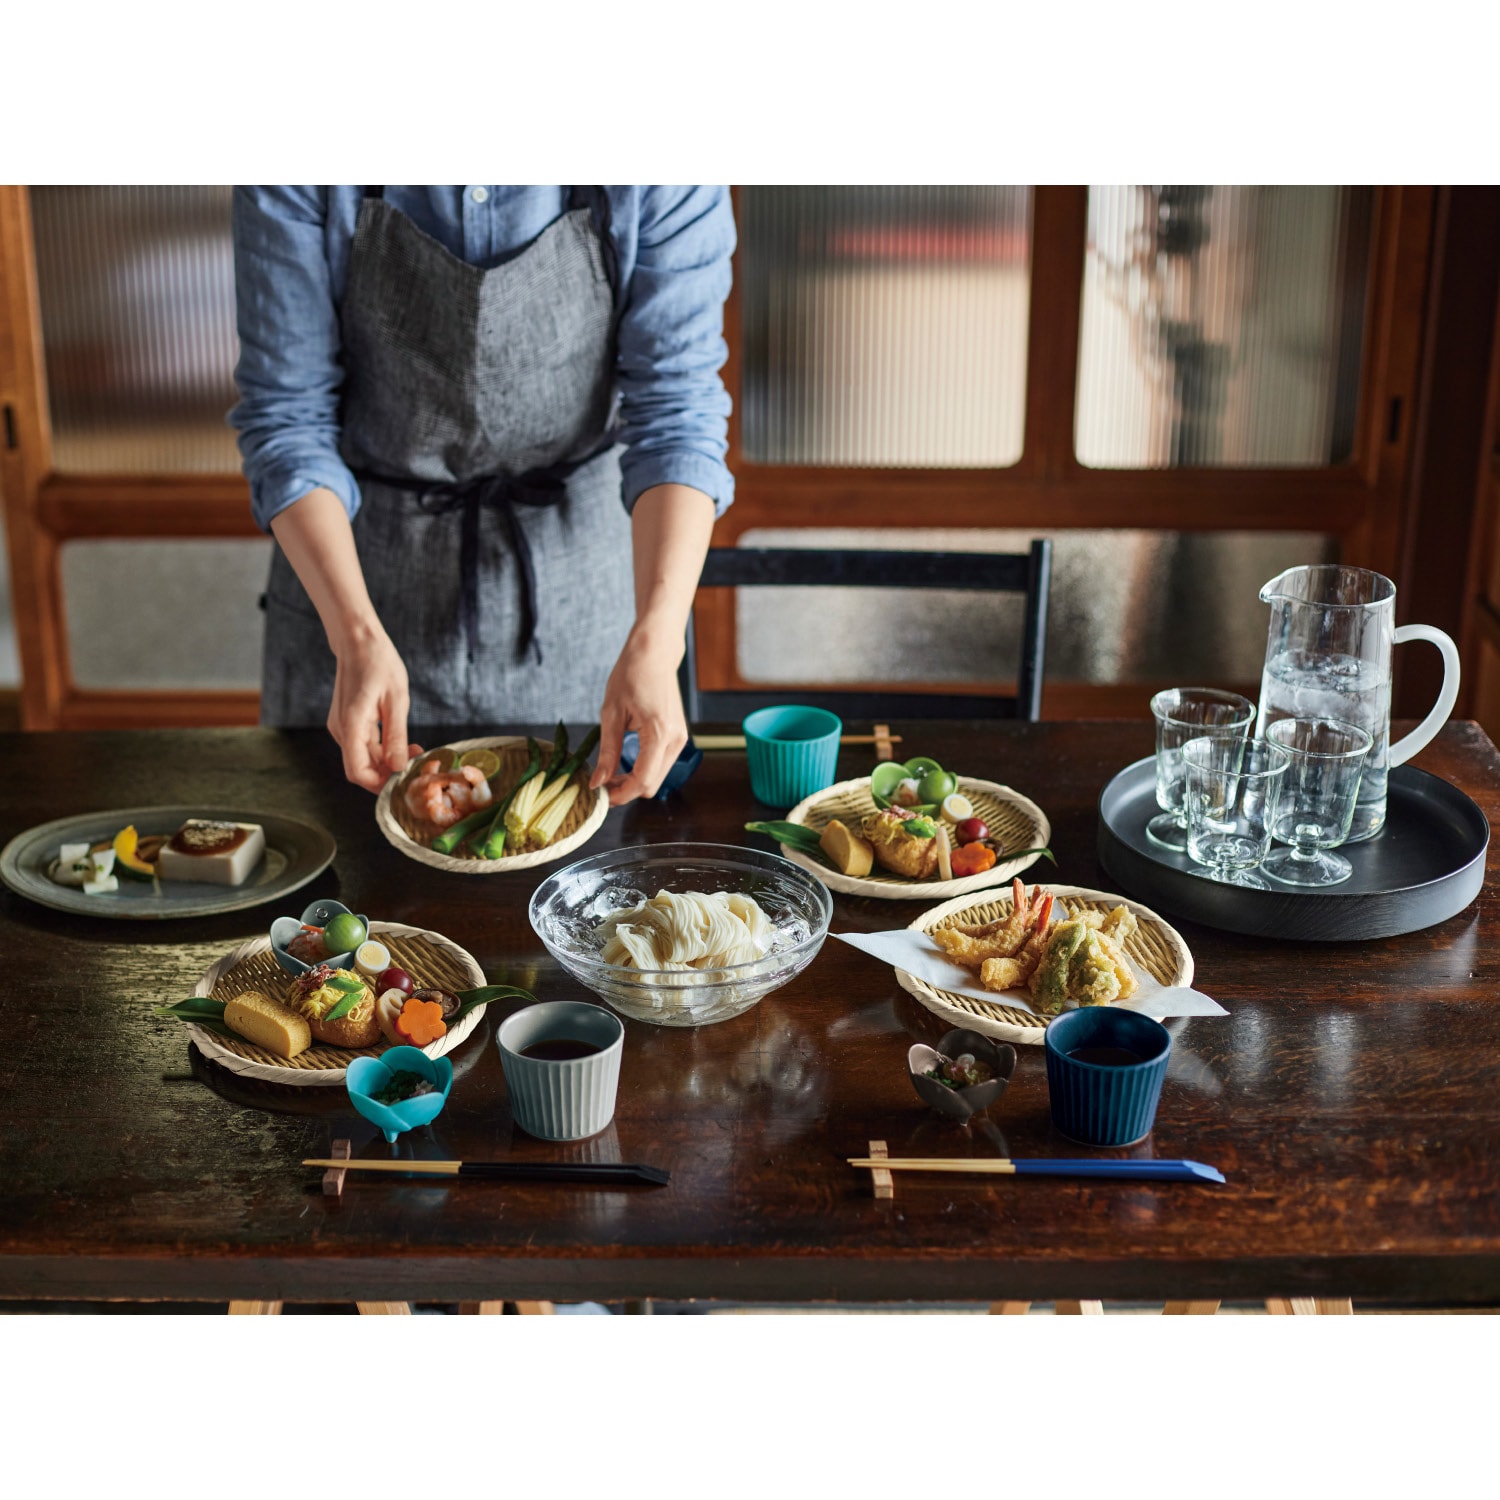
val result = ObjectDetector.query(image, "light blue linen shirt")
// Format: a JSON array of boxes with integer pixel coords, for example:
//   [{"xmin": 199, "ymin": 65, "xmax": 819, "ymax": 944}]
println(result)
[{"xmin": 230, "ymin": 186, "xmax": 735, "ymax": 532}]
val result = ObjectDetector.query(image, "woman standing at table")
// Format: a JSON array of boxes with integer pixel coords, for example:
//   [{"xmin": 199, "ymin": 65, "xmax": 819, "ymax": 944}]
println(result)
[{"xmin": 230, "ymin": 186, "xmax": 735, "ymax": 803}]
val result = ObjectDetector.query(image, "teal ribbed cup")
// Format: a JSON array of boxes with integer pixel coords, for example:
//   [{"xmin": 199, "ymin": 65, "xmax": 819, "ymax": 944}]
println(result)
[
  {"xmin": 1044, "ymin": 1008, "xmax": 1171, "ymax": 1147},
  {"xmin": 742, "ymin": 706, "xmax": 843, "ymax": 808}
]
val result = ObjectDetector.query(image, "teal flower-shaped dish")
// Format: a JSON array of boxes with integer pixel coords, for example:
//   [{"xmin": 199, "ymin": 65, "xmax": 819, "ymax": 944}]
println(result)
[{"xmin": 346, "ymin": 1047, "xmax": 453, "ymax": 1143}]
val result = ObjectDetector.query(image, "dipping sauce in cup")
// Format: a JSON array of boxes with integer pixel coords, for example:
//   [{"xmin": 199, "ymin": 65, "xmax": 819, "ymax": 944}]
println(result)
[
  {"xmin": 1043, "ymin": 1007, "xmax": 1172, "ymax": 1147},
  {"xmin": 497, "ymin": 1000, "xmax": 624, "ymax": 1141}
]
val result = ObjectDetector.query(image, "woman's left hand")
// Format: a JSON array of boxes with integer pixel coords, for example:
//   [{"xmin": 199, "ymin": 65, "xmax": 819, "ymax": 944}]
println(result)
[{"xmin": 592, "ymin": 627, "xmax": 688, "ymax": 805}]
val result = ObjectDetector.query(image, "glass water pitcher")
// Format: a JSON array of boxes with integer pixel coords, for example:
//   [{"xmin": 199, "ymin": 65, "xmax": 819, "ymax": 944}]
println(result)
[{"xmin": 1257, "ymin": 565, "xmax": 1460, "ymax": 842}]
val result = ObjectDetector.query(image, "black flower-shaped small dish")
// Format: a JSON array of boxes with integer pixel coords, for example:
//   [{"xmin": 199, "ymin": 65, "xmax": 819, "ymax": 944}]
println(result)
[
  {"xmin": 270, "ymin": 898, "xmax": 368, "ymax": 977},
  {"xmin": 908, "ymin": 1028, "xmax": 1017, "ymax": 1123}
]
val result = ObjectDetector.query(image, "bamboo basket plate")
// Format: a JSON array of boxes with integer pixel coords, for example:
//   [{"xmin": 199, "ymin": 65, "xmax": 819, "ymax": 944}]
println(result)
[
  {"xmin": 780, "ymin": 776, "xmax": 1050, "ymax": 900},
  {"xmin": 184, "ymin": 921, "xmax": 488, "ymax": 1086},
  {"xmin": 897, "ymin": 884, "xmax": 1194, "ymax": 1047},
  {"xmin": 376, "ymin": 736, "xmax": 608, "ymax": 874}
]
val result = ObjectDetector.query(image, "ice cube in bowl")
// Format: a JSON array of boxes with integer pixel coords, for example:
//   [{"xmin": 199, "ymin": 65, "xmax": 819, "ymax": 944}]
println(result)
[{"xmin": 528, "ymin": 842, "xmax": 833, "ymax": 1027}]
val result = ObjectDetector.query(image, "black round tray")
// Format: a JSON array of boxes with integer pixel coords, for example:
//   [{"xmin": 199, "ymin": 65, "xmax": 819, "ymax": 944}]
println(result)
[{"xmin": 1097, "ymin": 758, "xmax": 1488, "ymax": 941}]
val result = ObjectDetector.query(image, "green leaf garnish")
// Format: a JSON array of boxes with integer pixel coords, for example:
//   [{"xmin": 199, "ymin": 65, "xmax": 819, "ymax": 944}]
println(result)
[
  {"xmin": 743, "ymin": 821, "xmax": 837, "ymax": 869},
  {"xmin": 451, "ymin": 984, "xmax": 536, "ymax": 1023},
  {"xmin": 157, "ymin": 996, "xmax": 227, "ymax": 1022},
  {"xmin": 321, "ymin": 988, "xmax": 365, "ymax": 1022}
]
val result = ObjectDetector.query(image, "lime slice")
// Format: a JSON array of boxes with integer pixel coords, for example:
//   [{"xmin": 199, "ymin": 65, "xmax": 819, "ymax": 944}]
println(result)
[
  {"xmin": 459, "ymin": 747, "xmax": 502, "ymax": 779},
  {"xmin": 941, "ymin": 792, "xmax": 975, "ymax": 823},
  {"xmin": 902, "ymin": 756, "xmax": 944, "ymax": 778},
  {"xmin": 870, "ymin": 762, "xmax": 908, "ymax": 805}
]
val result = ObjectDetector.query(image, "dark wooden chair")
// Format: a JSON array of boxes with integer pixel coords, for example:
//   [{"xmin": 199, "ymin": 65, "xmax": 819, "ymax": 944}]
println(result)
[{"xmin": 678, "ymin": 538, "xmax": 1052, "ymax": 725}]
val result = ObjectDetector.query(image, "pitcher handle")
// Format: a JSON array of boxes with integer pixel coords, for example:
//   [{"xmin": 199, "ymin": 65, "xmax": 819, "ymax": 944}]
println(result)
[{"xmin": 1388, "ymin": 624, "xmax": 1461, "ymax": 767}]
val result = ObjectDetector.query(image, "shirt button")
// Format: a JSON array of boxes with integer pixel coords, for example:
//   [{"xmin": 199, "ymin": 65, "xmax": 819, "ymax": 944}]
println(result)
[{"xmin": 470, "ymin": 186, "xmax": 489, "ymax": 204}]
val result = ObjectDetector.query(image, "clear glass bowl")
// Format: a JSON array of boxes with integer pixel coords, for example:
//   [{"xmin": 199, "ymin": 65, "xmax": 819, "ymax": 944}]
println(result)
[{"xmin": 528, "ymin": 842, "xmax": 834, "ymax": 1027}]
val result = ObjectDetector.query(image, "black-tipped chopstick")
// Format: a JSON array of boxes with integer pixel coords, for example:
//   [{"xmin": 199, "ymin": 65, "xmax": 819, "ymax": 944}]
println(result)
[
  {"xmin": 303, "ymin": 1158, "xmax": 670, "ymax": 1186},
  {"xmin": 847, "ymin": 1157, "xmax": 1225, "ymax": 1184}
]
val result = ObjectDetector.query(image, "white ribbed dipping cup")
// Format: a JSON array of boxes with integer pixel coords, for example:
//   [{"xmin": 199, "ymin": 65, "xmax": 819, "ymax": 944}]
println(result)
[{"xmin": 496, "ymin": 1001, "xmax": 624, "ymax": 1141}]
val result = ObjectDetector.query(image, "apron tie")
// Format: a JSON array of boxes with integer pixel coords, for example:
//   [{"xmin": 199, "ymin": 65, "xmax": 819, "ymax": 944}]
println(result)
[{"xmin": 353, "ymin": 446, "xmax": 610, "ymax": 666}]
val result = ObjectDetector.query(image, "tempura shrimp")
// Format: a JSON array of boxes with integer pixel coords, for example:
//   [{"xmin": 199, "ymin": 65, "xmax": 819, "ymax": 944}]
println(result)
[
  {"xmin": 404, "ymin": 760, "xmax": 493, "ymax": 829},
  {"xmin": 933, "ymin": 879, "xmax": 1056, "ymax": 969}
]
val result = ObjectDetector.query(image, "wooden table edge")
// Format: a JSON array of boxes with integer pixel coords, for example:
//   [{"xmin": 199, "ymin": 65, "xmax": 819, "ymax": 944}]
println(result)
[{"xmin": 5, "ymin": 1253, "xmax": 1500, "ymax": 1307}]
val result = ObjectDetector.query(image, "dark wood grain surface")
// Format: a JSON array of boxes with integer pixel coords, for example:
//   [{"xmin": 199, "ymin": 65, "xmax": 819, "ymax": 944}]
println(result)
[{"xmin": 2, "ymin": 720, "xmax": 1498, "ymax": 1305}]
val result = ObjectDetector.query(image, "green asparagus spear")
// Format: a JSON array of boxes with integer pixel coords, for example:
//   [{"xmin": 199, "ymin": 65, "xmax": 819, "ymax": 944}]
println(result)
[
  {"xmin": 545, "ymin": 721, "xmax": 570, "ymax": 778},
  {"xmin": 549, "ymin": 723, "xmax": 600, "ymax": 785},
  {"xmin": 431, "ymin": 801, "xmax": 503, "ymax": 856}
]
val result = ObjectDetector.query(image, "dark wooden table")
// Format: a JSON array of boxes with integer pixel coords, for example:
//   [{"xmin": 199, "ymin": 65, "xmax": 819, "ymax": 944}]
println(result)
[{"xmin": 2, "ymin": 720, "xmax": 1498, "ymax": 1307}]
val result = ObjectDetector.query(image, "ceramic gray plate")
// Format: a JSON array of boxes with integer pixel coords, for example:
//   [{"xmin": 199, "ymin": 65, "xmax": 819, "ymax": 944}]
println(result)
[{"xmin": 0, "ymin": 805, "xmax": 337, "ymax": 920}]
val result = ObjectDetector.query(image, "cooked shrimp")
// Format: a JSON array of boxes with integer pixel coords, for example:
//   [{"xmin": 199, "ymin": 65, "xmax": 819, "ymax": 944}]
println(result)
[
  {"xmin": 405, "ymin": 763, "xmax": 493, "ymax": 829},
  {"xmin": 979, "ymin": 893, "xmax": 1057, "ymax": 994}
]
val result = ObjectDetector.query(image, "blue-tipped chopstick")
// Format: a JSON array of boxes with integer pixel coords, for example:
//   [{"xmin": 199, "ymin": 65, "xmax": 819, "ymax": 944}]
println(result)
[{"xmin": 848, "ymin": 1157, "xmax": 1224, "ymax": 1184}]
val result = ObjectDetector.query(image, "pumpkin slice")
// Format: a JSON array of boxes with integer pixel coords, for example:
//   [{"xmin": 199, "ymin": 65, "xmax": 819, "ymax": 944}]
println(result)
[{"xmin": 112, "ymin": 824, "xmax": 156, "ymax": 881}]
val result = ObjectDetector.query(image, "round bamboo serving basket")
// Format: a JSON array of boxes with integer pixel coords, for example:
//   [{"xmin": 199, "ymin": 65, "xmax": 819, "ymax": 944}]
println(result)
[
  {"xmin": 375, "ymin": 736, "xmax": 608, "ymax": 873},
  {"xmin": 780, "ymin": 776, "xmax": 1050, "ymax": 900},
  {"xmin": 898, "ymin": 884, "xmax": 1194, "ymax": 1047},
  {"xmin": 184, "ymin": 921, "xmax": 488, "ymax": 1086}
]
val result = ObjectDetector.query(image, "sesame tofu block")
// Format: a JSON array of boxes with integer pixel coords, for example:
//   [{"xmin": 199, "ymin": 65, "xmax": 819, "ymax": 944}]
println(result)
[{"xmin": 156, "ymin": 820, "xmax": 267, "ymax": 886}]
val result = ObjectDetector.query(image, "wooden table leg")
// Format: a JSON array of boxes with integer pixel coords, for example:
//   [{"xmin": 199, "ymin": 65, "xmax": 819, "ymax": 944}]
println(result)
[
  {"xmin": 1164, "ymin": 1300, "xmax": 1222, "ymax": 1315},
  {"xmin": 458, "ymin": 1302, "xmax": 507, "ymax": 1315},
  {"xmin": 228, "ymin": 1300, "xmax": 282, "ymax": 1315},
  {"xmin": 356, "ymin": 1302, "xmax": 412, "ymax": 1315},
  {"xmin": 1055, "ymin": 1300, "xmax": 1104, "ymax": 1315},
  {"xmin": 989, "ymin": 1302, "xmax": 1032, "ymax": 1314},
  {"xmin": 1266, "ymin": 1297, "xmax": 1353, "ymax": 1315},
  {"xmin": 512, "ymin": 1301, "xmax": 556, "ymax": 1315}
]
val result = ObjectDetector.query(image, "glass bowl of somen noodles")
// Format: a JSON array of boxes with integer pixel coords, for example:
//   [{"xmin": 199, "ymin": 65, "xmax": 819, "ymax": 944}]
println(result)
[{"xmin": 529, "ymin": 842, "xmax": 833, "ymax": 1026}]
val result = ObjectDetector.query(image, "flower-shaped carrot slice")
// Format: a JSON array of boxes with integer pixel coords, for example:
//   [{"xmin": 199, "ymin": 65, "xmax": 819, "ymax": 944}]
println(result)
[{"xmin": 394, "ymin": 996, "xmax": 447, "ymax": 1046}]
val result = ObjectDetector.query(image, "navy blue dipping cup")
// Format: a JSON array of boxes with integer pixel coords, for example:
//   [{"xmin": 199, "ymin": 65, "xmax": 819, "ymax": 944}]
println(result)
[
  {"xmin": 1044, "ymin": 1008, "xmax": 1172, "ymax": 1147},
  {"xmin": 618, "ymin": 730, "xmax": 703, "ymax": 801}
]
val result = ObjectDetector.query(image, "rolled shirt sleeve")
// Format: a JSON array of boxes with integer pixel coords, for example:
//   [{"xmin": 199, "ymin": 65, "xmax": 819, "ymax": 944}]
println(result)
[
  {"xmin": 229, "ymin": 186, "xmax": 362, "ymax": 532},
  {"xmin": 229, "ymin": 185, "xmax": 736, "ymax": 529},
  {"xmin": 613, "ymin": 186, "xmax": 736, "ymax": 517}
]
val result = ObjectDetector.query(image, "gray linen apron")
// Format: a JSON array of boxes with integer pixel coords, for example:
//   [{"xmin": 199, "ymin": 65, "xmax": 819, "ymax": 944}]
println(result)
[{"xmin": 260, "ymin": 187, "xmax": 636, "ymax": 727}]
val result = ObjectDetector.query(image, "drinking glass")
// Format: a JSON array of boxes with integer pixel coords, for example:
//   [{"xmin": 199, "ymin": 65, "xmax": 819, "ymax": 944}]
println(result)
[
  {"xmin": 1148, "ymin": 689, "xmax": 1258, "ymax": 851},
  {"xmin": 1183, "ymin": 736, "xmax": 1291, "ymax": 889},
  {"xmin": 1261, "ymin": 718, "xmax": 1373, "ymax": 887}
]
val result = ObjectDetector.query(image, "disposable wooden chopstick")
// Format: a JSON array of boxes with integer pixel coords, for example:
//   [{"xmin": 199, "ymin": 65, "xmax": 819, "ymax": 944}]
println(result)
[
  {"xmin": 303, "ymin": 1158, "xmax": 670, "ymax": 1186},
  {"xmin": 847, "ymin": 1158, "xmax": 1225, "ymax": 1184},
  {"xmin": 693, "ymin": 733, "xmax": 902, "ymax": 750}
]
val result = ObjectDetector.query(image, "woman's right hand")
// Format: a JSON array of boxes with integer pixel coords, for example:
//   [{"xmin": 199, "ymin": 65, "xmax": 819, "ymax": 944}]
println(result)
[{"xmin": 328, "ymin": 620, "xmax": 423, "ymax": 792}]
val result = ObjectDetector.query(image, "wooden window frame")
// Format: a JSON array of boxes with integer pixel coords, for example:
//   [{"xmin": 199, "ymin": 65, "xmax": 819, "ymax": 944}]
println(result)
[
  {"xmin": 704, "ymin": 184, "xmax": 1438, "ymax": 719},
  {"xmin": 0, "ymin": 184, "xmax": 1438, "ymax": 729},
  {"xmin": 0, "ymin": 186, "xmax": 259, "ymax": 729}
]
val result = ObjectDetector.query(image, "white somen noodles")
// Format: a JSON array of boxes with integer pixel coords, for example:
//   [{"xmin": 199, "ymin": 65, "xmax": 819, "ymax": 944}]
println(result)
[{"xmin": 596, "ymin": 890, "xmax": 775, "ymax": 970}]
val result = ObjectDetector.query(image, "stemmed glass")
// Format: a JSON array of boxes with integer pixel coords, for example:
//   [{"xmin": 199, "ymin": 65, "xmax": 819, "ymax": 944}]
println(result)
[
  {"xmin": 1182, "ymin": 736, "xmax": 1291, "ymax": 889},
  {"xmin": 1148, "ymin": 689, "xmax": 1258, "ymax": 852},
  {"xmin": 1261, "ymin": 718, "xmax": 1373, "ymax": 887}
]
